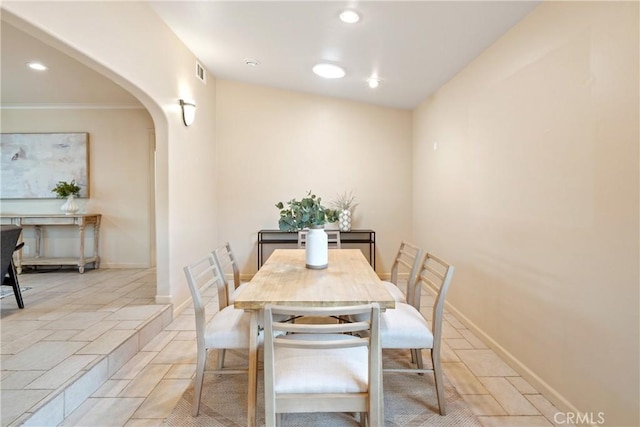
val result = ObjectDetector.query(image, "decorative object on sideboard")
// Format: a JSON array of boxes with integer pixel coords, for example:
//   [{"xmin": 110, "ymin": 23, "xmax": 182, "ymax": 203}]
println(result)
[
  {"xmin": 275, "ymin": 191, "xmax": 339, "ymax": 269},
  {"xmin": 51, "ymin": 180, "xmax": 80, "ymax": 215},
  {"xmin": 332, "ymin": 190, "xmax": 359, "ymax": 232}
]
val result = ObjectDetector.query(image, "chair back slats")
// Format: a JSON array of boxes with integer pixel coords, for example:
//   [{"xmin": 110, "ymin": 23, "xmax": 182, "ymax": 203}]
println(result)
[
  {"xmin": 297, "ymin": 230, "xmax": 341, "ymax": 249},
  {"xmin": 267, "ymin": 304, "xmax": 370, "ymax": 317},
  {"xmin": 431, "ymin": 262, "xmax": 454, "ymax": 347},
  {"xmin": 409, "ymin": 252, "xmax": 455, "ymax": 351},
  {"xmin": 263, "ymin": 303, "xmax": 381, "ymax": 426},
  {"xmin": 389, "ymin": 241, "xmax": 422, "ymax": 286},
  {"xmin": 395, "ymin": 258, "xmax": 413, "ymax": 271},
  {"xmin": 275, "ymin": 336, "xmax": 368, "ymax": 350},
  {"xmin": 326, "ymin": 230, "xmax": 341, "ymax": 248},
  {"xmin": 273, "ymin": 319, "xmax": 372, "ymax": 336},
  {"xmin": 183, "ymin": 254, "xmax": 227, "ymax": 343},
  {"xmin": 423, "ymin": 264, "xmax": 446, "ymax": 281},
  {"xmin": 381, "ymin": 248, "xmax": 454, "ymax": 416},
  {"xmin": 297, "ymin": 231, "xmax": 306, "ymax": 248},
  {"xmin": 184, "ymin": 252, "xmax": 256, "ymax": 417},
  {"xmin": 265, "ymin": 303, "xmax": 379, "ymax": 353},
  {"xmin": 212, "ymin": 242, "xmax": 241, "ymax": 306}
]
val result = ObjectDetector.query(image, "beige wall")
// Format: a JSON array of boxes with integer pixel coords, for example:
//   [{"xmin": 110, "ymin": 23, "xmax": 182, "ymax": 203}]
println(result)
[
  {"xmin": 215, "ymin": 80, "xmax": 412, "ymax": 276},
  {"xmin": 412, "ymin": 2, "xmax": 639, "ymax": 425},
  {"xmin": 0, "ymin": 108, "xmax": 154, "ymax": 268}
]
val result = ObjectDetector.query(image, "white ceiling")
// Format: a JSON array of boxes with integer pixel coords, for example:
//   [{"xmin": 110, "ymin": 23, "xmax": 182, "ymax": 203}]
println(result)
[
  {"xmin": 151, "ymin": 1, "xmax": 539, "ymax": 109},
  {"xmin": 0, "ymin": 21, "xmax": 142, "ymax": 107},
  {"xmin": 1, "ymin": 1, "xmax": 540, "ymax": 110}
]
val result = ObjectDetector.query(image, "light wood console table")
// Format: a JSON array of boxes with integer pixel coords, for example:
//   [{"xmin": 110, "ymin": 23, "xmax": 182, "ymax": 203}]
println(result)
[{"xmin": 0, "ymin": 214, "xmax": 101, "ymax": 274}]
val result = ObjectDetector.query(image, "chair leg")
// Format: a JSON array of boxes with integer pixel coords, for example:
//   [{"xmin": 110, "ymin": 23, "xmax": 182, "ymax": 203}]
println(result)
[
  {"xmin": 7, "ymin": 262, "xmax": 24, "ymax": 309},
  {"xmin": 358, "ymin": 412, "xmax": 367, "ymax": 427},
  {"xmin": 265, "ymin": 409, "xmax": 277, "ymax": 427},
  {"xmin": 192, "ymin": 348, "xmax": 207, "ymax": 416},
  {"xmin": 431, "ymin": 351, "xmax": 447, "ymax": 415},
  {"xmin": 218, "ymin": 349, "xmax": 226, "ymax": 369},
  {"xmin": 414, "ymin": 349, "xmax": 424, "ymax": 375}
]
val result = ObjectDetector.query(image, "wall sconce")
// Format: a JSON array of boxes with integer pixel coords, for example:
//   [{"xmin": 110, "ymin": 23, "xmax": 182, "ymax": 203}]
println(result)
[{"xmin": 179, "ymin": 99, "xmax": 196, "ymax": 127}]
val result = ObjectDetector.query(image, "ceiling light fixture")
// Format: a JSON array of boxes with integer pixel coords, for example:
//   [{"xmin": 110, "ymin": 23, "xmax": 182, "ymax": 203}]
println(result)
[
  {"xmin": 244, "ymin": 58, "xmax": 260, "ymax": 67},
  {"xmin": 367, "ymin": 78, "xmax": 381, "ymax": 89},
  {"xmin": 339, "ymin": 10, "xmax": 360, "ymax": 24},
  {"xmin": 179, "ymin": 99, "xmax": 196, "ymax": 127},
  {"xmin": 313, "ymin": 63, "xmax": 346, "ymax": 79},
  {"xmin": 27, "ymin": 62, "xmax": 47, "ymax": 71}
]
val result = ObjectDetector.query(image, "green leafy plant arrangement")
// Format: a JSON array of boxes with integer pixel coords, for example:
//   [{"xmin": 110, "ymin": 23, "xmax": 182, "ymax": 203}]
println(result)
[
  {"xmin": 276, "ymin": 191, "xmax": 339, "ymax": 231},
  {"xmin": 51, "ymin": 180, "xmax": 81, "ymax": 198}
]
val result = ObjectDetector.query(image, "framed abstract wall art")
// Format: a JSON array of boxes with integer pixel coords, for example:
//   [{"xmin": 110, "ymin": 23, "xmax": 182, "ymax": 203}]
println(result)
[{"xmin": 0, "ymin": 132, "xmax": 89, "ymax": 199}]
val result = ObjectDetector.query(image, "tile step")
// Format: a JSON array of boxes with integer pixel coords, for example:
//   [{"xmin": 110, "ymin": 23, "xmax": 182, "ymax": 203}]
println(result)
[{"xmin": 10, "ymin": 305, "xmax": 173, "ymax": 427}]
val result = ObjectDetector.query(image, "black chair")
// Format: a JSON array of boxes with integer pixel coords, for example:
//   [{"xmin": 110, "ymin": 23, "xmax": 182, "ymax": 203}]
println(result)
[{"xmin": 1, "ymin": 225, "xmax": 25, "ymax": 309}]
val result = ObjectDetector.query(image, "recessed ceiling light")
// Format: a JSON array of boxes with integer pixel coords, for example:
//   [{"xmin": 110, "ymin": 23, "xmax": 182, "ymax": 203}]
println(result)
[
  {"xmin": 244, "ymin": 58, "xmax": 260, "ymax": 67},
  {"xmin": 367, "ymin": 78, "xmax": 381, "ymax": 89},
  {"xmin": 313, "ymin": 63, "xmax": 346, "ymax": 79},
  {"xmin": 27, "ymin": 62, "xmax": 47, "ymax": 71},
  {"xmin": 340, "ymin": 10, "xmax": 360, "ymax": 24}
]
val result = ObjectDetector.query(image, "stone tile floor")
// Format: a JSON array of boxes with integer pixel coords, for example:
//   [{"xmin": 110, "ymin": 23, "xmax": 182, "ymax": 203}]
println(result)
[{"xmin": 1, "ymin": 268, "xmax": 569, "ymax": 426}]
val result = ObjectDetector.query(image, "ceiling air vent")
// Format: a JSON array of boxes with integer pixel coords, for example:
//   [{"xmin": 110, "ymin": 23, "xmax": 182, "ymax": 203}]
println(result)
[{"xmin": 195, "ymin": 61, "xmax": 206, "ymax": 84}]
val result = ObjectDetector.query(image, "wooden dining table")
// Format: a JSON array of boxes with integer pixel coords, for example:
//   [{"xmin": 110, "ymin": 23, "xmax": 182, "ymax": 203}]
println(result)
[{"xmin": 234, "ymin": 248, "xmax": 395, "ymax": 427}]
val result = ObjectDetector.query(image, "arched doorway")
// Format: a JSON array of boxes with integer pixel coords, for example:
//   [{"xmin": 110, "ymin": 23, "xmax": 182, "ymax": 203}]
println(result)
[{"xmin": 1, "ymin": 19, "xmax": 158, "ymax": 277}]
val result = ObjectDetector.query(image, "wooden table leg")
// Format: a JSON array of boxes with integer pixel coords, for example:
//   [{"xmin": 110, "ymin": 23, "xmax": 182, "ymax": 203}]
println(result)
[
  {"xmin": 94, "ymin": 217, "xmax": 101, "ymax": 268},
  {"xmin": 247, "ymin": 310, "xmax": 259, "ymax": 427},
  {"xmin": 78, "ymin": 221, "xmax": 86, "ymax": 273}
]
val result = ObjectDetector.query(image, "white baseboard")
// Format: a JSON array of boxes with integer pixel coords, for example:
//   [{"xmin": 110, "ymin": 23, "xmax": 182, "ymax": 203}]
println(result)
[
  {"xmin": 379, "ymin": 272, "xmax": 393, "ymax": 281},
  {"xmin": 163, "ymin": 282, "xmax": 211, "ymax": 317},
  {"xmin": 170, "ymin": 295, "xmax": 192, "ymax": 316},
  {"xmin": 443, "ymin": 300, "xmax": 582, "ymax": 417}
]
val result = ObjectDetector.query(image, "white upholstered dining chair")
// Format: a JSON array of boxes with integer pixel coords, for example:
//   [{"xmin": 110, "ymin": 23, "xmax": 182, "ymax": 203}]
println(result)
[
  {"xmin": 381, "ymin": 252, "xmax": 454, "ymax": 415},
  {"xmin": 297, "ymin": 230, "xmax": 341, "ymax": 248},
  {"xmin": 183, "ymin": 253, "xmax": 258, "ymax": 416},
  {"xmin": 383, "ymin": 241, "xmax": 424, "ymax": 303},
  {"xmin": 212, "ymin": 242, "xmax": 248, "ymax": 304},
  {"xmin": 263, "ymin": 303, "xmax": 382, "ymax": 427}
]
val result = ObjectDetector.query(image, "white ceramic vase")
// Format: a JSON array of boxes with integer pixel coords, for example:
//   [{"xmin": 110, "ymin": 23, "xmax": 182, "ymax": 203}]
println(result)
[
  {"xmin": 60, "ymin": 195, "xmax": 79, "ymax": 215},
  {"xmin": 338, "ymin": 209, "xmax": 352, "ymax": 232},
  {"xmin": 305, "ymin": 226, "xmax": 328, "ymax": 269}
]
